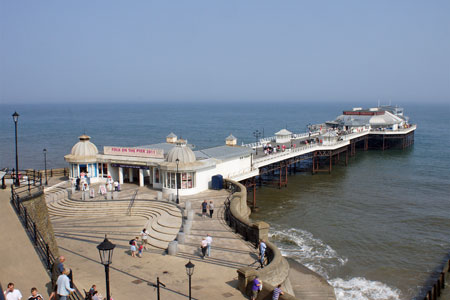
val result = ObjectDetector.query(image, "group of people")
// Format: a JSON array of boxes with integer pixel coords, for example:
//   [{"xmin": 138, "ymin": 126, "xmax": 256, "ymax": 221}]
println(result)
[
  {"xmin": 50, "ymin": 256, "xmax": 75, "ymax": 300},
  {"xmin": 74, "ymin": 173, "xmax": 90, "ymax": 192},
  {"xmin": 129, "ymin": 228, "xmax": 150, "ymax": 258},
  {"xmin": 106, "ymin": 176, "xmax": 120, "ymax": 192},
  {"xmin": 3, "ymin": 283, "xmax": 44, "ymax": 300},
  {"xmin": 200, "ymin": 234, "xmax": 212, "ymax": 258},
  {"xmin": 250, "ymin": 276, "xmax": 284, "ymax": 300},
  {"xmin": 201, "ymin": 200, "xmax": 214, "ymax": 218}
]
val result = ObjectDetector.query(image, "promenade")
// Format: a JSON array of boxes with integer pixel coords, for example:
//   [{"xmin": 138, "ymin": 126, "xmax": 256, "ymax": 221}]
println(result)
[{"xmin": 0, "ymin": 189, "xmax": 52, "ymax": 298}]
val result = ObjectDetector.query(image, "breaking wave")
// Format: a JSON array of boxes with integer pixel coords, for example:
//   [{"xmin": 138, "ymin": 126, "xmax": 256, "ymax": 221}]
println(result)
[
  {"xmin": 269, "ymin": 228, "xmax": 402, "ymax": 300},
  {"xmin": 330, "ymin": 277, "xmax": 401, "ymax": 300}
]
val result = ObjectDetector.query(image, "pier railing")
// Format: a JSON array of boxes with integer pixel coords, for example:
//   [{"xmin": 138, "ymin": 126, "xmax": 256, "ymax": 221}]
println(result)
[{"xmin": 10, "ymin": 183, "xmax": 83, "ymax": 300}]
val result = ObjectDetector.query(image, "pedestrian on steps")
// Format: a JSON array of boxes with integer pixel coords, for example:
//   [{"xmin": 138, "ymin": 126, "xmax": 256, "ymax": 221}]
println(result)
[
  {"xmin": 201, "ymin": 200, "xmax": 208, "ymax": 218},
  {"xmin": 208, "ymin": 201, "xmax": 214, "ymax": 218}
]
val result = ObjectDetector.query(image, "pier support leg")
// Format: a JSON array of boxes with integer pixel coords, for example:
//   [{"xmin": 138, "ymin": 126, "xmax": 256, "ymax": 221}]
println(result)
[
  {"xmin": 345, "ymin": 150, "xmax": 348, "ymax": 166},
  {"xmin": 382, "ymin": 136, "xmax": 385, "ymax": 151},
  {"xmin": 285, "ymin": 165, "xmax": 288, "ymax": 187},
  {"xmin": 329, "ymin": 153, "xmax": 332, "ymax": 174},
  {"xmin": 365, "ymin": 136, "xmax": 368, "ymax": 151},
  {"xmin": 279, "ymin": 165, "xmax": 282, "ymax": 189}
]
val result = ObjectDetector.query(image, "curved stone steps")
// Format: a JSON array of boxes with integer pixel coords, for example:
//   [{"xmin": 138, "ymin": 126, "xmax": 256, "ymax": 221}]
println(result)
[
  {"xmin": 50, "ymin": 199, "xmax": 182, "ymax": 218},
  {"xmin": 47, "ymin": 200, "xmax": 181, "ymax": 219},
  {"xmin": 47, "ymin": 196, "xmax": 182, "ymax": 250}
]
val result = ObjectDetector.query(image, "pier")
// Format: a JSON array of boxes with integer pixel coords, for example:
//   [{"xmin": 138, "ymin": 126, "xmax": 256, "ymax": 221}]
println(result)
[{"xmin": 236, "ymin": 125, "xmax": 416, "ymax": 209}]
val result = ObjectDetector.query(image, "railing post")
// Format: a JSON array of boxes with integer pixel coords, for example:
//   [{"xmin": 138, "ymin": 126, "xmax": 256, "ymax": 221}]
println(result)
[
  {"xmin": 28, "ymin": 179, "xmax": 31, "ymax": 194},
  {"xmin": 33, "ymin": 222, "xmax": 38, "ymax": 245},
  {"xmin": 24, "ymin": 207, "xmax": 28, "ymax": 229},
  {"xmin": 46, "ymin": 243, "xmax": 51, "ymax": 269},
  {"xmin": 51, "ymin": 169, "xmax": 53, "ymax": 177}
]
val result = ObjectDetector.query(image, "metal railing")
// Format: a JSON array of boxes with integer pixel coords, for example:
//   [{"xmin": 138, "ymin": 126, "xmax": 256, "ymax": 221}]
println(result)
[
  {"xmin": 127, "ymin": 190, "xmax": 139, "ymax": 215},
  {"xmin": 10, "ymin": 182, "xmax": 83, "ymax": 300}
]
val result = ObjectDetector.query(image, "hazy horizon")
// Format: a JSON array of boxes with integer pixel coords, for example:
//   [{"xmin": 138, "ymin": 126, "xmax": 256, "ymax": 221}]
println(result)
[{"xmin": 1, "ymin": 1, "xmax": 449, "ymax": 104}]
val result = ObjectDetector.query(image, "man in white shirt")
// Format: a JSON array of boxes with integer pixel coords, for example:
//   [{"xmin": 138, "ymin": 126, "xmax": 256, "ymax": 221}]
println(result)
[
  {"xmin": 205, "ymin": 234, "xmax": 212, "ymax": 257},
  {"xmin": 140, "ymin": 228, "xmax": 149, "ymax": 250},
  {"xmin": 4, "ymin": 283, "xmax": 22, "ymax": 300}
]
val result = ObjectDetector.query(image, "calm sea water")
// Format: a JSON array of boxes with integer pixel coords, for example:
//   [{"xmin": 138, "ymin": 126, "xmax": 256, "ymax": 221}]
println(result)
[{"xmin": 1, "ymin": 102, "xmax": 449, "ymax": 299}]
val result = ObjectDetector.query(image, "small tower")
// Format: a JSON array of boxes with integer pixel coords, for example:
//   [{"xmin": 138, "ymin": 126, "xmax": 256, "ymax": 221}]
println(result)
[
  {"xmin": 166, "ymin": 132, "xmax": 178, "ymax": 144},
  {"xmin": 226, "ymin": 134, "xmax": 237, "ymax": 146}
]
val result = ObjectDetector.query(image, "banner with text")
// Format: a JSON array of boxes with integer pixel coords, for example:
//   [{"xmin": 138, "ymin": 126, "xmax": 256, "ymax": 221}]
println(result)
[{"xmin": 104, "ymin": 146, "xmax": 164, "ymax": 159}]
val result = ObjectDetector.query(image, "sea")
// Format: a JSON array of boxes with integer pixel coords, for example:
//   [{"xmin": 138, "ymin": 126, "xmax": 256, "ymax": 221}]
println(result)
[{"xmin": 1, "ymin": 101, "xmax": 449, "ymax": 300}]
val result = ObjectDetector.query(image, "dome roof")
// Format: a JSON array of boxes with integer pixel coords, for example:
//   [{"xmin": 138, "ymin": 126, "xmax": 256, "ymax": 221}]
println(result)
[
  {"xmin": 66, "ymin": 135, "xmax": 98, "ymax": 163},
  {"xmin": 226, "ymin": 134, "xmax": 236, "ymax": 141},
  {"xmin": 166, "ymin": 143, "xmax": 196, "ymax": 163},
  {"xmin": 275, "ymin": 129, "xmax": 292, "ymax": 135}
]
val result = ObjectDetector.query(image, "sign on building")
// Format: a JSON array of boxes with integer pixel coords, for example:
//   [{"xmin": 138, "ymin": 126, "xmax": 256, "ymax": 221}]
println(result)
[{"xmin": 104, "ymin": 146, "xmax": 164, "ymax": 159}]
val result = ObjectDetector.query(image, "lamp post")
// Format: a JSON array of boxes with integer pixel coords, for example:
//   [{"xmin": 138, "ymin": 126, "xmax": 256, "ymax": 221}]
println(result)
[
  {"xmin": 12, "ymin": 112, "xmax": 20, "ymax": 187},
  {"xmin": 185, "ymin": 260, "xmax": 195, "ymax": 300},
  {"xmin": 97, "ymin": 235, "xmax": 115, "ymax": 300},
  {"xmin": 253, "ymin": 130, "xmax": 261, "ymax": 156},
  {"xmin": 175, "ymin": 158, "xmax": 180, "ymax": 204},
  {"xmin": 43, "ymin": 149, "xmax": 48, "ymax": 186}
]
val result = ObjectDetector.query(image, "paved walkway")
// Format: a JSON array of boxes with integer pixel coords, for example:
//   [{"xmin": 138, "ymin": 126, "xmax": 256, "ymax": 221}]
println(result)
[
  {"xmin": 0, "ymin": 189, "xmax": 52, "ymax": 299},
  {"xmin": 48, "ymin": 183, "xmax": 259, "ymax": 300}
]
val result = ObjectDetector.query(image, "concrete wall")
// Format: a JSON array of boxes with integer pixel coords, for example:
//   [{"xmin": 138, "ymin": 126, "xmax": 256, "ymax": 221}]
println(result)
[
  {"xmin": 21, "ymin": 192, "xmax": 59, "ymax": 258},
  {"xmin": 224, "ymin": 179, "xmax": 295, "ymax": 298}
]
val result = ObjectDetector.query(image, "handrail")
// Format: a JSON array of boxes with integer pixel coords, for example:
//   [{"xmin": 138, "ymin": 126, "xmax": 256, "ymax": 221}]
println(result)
[{"xmin": 127, "ymin": 190, "xmax": 138, "ymax": 215}]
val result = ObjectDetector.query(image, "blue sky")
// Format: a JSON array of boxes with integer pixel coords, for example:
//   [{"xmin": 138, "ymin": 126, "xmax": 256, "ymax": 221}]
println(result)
[{"xmin": 0, "ymin": 1, "xmax": 449, "ymax": 104}]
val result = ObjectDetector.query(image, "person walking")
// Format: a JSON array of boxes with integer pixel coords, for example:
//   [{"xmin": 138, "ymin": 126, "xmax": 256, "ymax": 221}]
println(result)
[
  {"xmin": 200, "ymin": 238, "xmax": 208, "ymax": 258},
  {"xmin": 205, "ymin": 234, "xmax": 212, "ymax": 257},
  {"xmin": 208, "ymin": 201, "xmax": 214, "ymax": 218},
  {"xmin": 250, "ymin": 276, "xmax": 262, "ymax": 300},
  {"xmin": 130, "ymin": 237, "xmax": 138, "ymax": 257},
  {"xmin": 3, "ymin": 283, "xmax": 22, "ymax": 300},
  {"xmin": 27, "ymin": 287, "xmax": 44, "ymax": 300},
  {"xmin": 201, "ymin": 200, "xmax": 208, "ymax": 218},
  {"xmin": 56, "ymin": 269, "xmax": 75, "ymax": 300},
  {"xmin": 272, "ymin": 284, "xmax": 284, "ymax": 300},
  {"xmin": 259, "ymin": 239, "xmax": 267, "ymax": 268},
  {"xmin": 140, "ymin": 228, "xmax": 149, "ymax": 250}
]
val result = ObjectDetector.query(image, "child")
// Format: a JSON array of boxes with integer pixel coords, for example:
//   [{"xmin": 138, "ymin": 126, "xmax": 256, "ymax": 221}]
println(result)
[
  {"xmin": 138, "ymin": 243, "xmax": 144, "ymax": 258},
  {"xmin": 28, "ymin": 287, "xmax": 44, "ymax": 300}
]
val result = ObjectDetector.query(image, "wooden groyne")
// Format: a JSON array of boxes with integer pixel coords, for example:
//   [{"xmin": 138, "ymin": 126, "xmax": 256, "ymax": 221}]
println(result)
[{"xmin": 415, "ymin": 254, "xmax": 450, "ymax": 300}]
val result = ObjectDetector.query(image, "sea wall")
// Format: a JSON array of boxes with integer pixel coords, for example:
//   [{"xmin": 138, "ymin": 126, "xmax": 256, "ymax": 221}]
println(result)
[
  {"xmin": 20, "ymin": 191, "xmax": 59, "ymax": 258},
  {"xmin": 224, "ymin": 179, "xmax": 295, "ymax": 298}
]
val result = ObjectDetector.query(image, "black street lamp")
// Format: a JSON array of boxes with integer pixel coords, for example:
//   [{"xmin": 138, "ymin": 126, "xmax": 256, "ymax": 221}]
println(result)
[
  {"xmin": 97, "ymin": 235, "xmax": 115, "ymax": 300},
  {"xmin": 185, "ymin": 260, "xmax": 195, "ymax": 300},
  {"xmin": 175, "ymin": 158, "xmax": 180, "ymax": 204},
  {"xmin": 12, "ymin": 112, "xmax": 20, "ymax": 187},
  {"xmin": 253, "ymin": 130, "xmax": 261, "ymax": 156},
  {"xmin": 43, "ymin": 149, "xmax": 48, "ymax": 186}
]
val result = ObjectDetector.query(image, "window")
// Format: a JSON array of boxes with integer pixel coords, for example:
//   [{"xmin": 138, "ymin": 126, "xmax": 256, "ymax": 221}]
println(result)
[{"xmin": 163, "ymin": 171, "xmax": 195, "ymax": 189}]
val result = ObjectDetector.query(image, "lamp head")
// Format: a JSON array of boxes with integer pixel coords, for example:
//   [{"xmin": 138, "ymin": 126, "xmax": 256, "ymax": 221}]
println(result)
[
  {"xmin": 96, "ymin": 235, "xmax": 116, "ymax": 265},
  {"xmin": 185, "ymin": 260, "xmax": 195, "ymax": 276},
  {"xmin": 12, "ymin": 111, "xmax": 19, "ymax": 123}
]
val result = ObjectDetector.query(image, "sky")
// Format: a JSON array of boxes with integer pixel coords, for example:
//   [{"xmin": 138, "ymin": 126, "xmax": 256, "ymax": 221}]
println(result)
[{"xmin": 0, "ymin": 1, "xmax": 449, "ymax": 104}]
